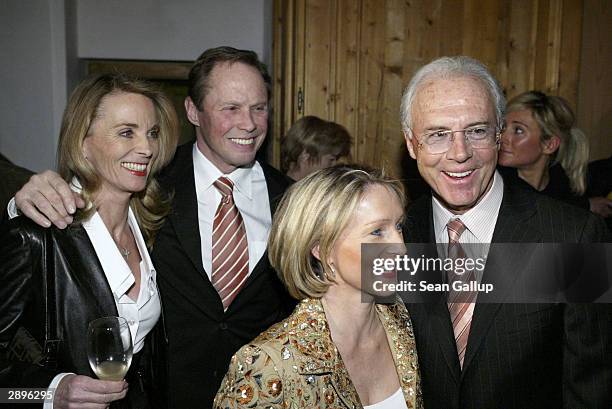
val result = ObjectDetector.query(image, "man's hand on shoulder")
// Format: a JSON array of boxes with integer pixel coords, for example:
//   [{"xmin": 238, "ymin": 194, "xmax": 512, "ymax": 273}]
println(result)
[{"xmin": 14, "ymin": 170, "xmax": 85, "ymax": 229}]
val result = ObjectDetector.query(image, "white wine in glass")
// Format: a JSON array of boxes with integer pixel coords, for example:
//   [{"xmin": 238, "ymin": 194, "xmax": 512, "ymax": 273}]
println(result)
[{"xmin": 87, "ymin": 317, "xmax": 133, "ymax": 381}]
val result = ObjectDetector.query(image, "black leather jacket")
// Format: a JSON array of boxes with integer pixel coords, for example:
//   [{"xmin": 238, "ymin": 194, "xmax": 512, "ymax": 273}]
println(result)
[{"xmin": 0, "ymin": 216, "xmax": 163, "ymax": 407}]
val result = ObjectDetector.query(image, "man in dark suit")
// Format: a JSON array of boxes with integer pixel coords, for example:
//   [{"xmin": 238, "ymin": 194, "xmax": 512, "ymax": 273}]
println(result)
[
  {"xmin": 150, "ymin": 47, "xmax": 295, "ymax": 407},
  {"xmin": 10, "ymin": 47, "xmax": 295, "ymax": 408},
  {"xmin": 399, "ymin": 56, "xmax": 611, "ymax": 408}
]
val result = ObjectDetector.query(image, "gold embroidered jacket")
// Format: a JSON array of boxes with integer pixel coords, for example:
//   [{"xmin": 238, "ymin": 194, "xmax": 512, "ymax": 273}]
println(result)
[{"xmin": 214, "ymin": 298, "xmax": 423, "ymax": 408}]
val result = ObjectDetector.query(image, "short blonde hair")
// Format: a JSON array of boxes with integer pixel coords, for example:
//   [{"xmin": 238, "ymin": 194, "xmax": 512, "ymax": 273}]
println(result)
[
  {"xmin": 268, "ymin": 164, "xmax": 405, "ymax": 300},
  {"xmin": 57, "ymin": 73, "xmax": 179, "ymax": 246}
]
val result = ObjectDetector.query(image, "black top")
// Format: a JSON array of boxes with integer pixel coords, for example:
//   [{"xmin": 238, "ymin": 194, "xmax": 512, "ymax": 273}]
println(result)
[
  {"xmin": 497, "ymin": 164, "xmax": 589, "ymax": 210},
  {"xmin": 586, "ymin": 155, "xmax": 612, "ymax": 197}
]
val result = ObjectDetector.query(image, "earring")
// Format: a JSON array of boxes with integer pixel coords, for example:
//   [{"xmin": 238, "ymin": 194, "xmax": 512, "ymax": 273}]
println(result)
[{"xmin": 328, "ymin": 264, "xmax": 336, "ymax": 278}]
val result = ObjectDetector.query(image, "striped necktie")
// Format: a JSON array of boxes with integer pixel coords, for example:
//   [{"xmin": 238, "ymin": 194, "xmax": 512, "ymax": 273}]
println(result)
[
  {"xmin": 446, "ymin": 218, "xmax": 476, "ymax": 368},
  {"xmin": 212, "ymin": 177, "xmax": 249, "ymax": 310}
]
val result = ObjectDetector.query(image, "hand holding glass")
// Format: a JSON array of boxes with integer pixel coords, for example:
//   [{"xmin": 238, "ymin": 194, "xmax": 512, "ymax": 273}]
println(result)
[{"xmin": 87, "ymin": 317, "xmax": 133, "ymax": 381}]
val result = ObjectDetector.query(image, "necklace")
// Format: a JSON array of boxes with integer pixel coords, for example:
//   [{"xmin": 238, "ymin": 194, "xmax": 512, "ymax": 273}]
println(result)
[
  {"xmin": 116, "ymin": 229, "xmax": 132, "ymax": 260},
  {"xmin": 120, "ymin": 247, "xmax": 131, "ymax": 260}
]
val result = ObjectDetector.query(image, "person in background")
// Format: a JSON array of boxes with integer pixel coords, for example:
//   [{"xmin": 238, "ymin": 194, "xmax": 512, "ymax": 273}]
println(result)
[
  {"xmin": 0, "ymin": 73, "xmax": 179, "ymax": 408},
  {"xmin": 498, "ymin": 90, "xmax": 590, "ymax": 209},
  {"xmin": 281, "ymin": 115, "xmax": 352, "ymax": 181},
  {"xmin": 8, "ymin": 47, "xmax": 296, "ymax": 408},
  {"xmin": 214, "ymin": 165, "xmax": 422, "ymax": 408}
]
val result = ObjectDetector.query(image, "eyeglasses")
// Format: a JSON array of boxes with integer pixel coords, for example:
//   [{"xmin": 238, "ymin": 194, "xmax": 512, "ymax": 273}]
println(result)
[{"xmin": 415, "ymin": 125, "xmax": 500, "ymax": 154}]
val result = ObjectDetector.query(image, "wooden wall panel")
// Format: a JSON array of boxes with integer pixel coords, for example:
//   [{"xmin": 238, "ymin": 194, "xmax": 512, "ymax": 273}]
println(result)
[
  {"xmin": 334, "ymin": 0, "xmax": 361, "ymax": 151},
  {"xmin": 505, "ymin": 0, "xmax": 537, "ymax": 96},
  {"xmin": 302, "ymin": 0, "xmax": 334, "ymax": 118},
  {"xmin": 293, "ymin": 0, "xmax": 306, "ymax": 120},
  {"xmin": 439, "ymin": 0, "xmax": 463, "ymax": 56},
  {"xmin": 356, "ymin": 0, "xmax": 386, "ymax": 166},
  {"xmin": 379, "ymin": 0, "xmax": 408, "ymax": 176},
  {"xmin": 272, "ymin": 0, "xmax": 292, "ymax": 165},
  {"xmin": 493, "ymin": 0, "xmax": 512, "ymax": 90},
  {"xmin": 558, "ymin": 0, "xmax": 582, "ymax": 107},
  {"xmin": 578, "ymin": 0, "xmax": 612, "ymax": 161},
  {"xmin": 463, "ymin": 0, "xmax": 501, "ymax": 70},
  {"xmin": 273, "ymin": 0, "xmax": 592, "ymax": 175}
]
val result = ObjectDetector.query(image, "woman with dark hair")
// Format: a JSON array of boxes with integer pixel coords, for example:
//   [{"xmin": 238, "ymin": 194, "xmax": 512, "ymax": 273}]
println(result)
[
  {"xmin": 498, "ymin": 90, "xmax": 589, "ymax": 209},
  {"xmin": 0, "ymin": 73, "xmax": 179, "ymax": 408},
  {"xmin": 281, "ymin": 116, "xmax": 352, "ymax": 181}
]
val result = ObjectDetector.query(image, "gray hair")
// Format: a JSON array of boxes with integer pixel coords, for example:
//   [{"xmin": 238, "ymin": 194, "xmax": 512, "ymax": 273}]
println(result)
[{"xmin": 400, "ymin": 56, "xmax": 505, "ymax": 135}]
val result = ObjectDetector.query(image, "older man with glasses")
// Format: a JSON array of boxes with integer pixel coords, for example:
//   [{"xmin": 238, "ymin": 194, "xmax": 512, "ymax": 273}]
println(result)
[{"xmin": 400, "ymin": 56, "xmax": 611, "ymax": 409}]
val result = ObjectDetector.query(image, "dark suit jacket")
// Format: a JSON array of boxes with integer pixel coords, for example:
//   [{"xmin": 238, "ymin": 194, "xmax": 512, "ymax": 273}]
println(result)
[
  {"xmin": 403, "ymin": 180, "xmax": 612, "ymax": 409},
  {"xmin": 0, "ymin": 218, "xmax": 158, "ymax": 408},
  {"xmin": 150, "ymin": 143, "xmax": 295, "ymax": 408},
  {"xmin": 0, "ymin": 153, "xmax": 33, "ymax": 223}
]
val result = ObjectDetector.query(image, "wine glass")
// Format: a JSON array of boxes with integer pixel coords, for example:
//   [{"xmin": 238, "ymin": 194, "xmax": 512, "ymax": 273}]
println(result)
[{"xmin": 87, "ymin": 317, "xmax": 133, "ymax": 381}]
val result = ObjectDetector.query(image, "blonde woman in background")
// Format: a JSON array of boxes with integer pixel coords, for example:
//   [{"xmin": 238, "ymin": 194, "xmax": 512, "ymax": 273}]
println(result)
[
  {"xmin": 498, "ymin": 90, "xmax": 590, "ymax": 210},
  {"xmin": 215, "ymin": 165, "xmax": 422, "ymax": 409}
]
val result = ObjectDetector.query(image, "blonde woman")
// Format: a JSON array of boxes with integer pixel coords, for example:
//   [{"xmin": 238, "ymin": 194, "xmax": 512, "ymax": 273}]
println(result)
[
  {"xmin": 215, "ymin": 165, "xmax": 422, "ymax": 409},
  {"xmin": 0, "ymin": 73, "xmax": 178, "ymax": 408},
  {"xmin": 499, "ymin": 90, "xmax": 589, "ymax": 209}
]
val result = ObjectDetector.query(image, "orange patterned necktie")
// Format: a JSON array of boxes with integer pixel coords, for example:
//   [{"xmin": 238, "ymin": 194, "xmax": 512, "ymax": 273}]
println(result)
[
  {"xmin": 211, "ymin": 177, "xmax": 249, "ymax": 310},
  {"xmin": 446, "ymin": 218, "xmax": 476, "ymax": 368}
]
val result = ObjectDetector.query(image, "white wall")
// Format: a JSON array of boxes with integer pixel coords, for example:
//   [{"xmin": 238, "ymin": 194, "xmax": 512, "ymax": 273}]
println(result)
[
  {"xmin": 0, "ymin": 0, "xmax": 71, "ymax": 172},
  {"xmin": 0, "ymin": 0, "xmax": 272, "ymax": 172},
  {"xmin": 77, "ymin": 0, "xmax": 271, "ymax": 63}
]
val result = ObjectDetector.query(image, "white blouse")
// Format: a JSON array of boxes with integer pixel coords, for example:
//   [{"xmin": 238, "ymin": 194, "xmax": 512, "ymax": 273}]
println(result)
[
  {"xmin": 82, "ymin": 208, "xmax": 161, "ymax": 353},
  {"xmin": 363, "ymin": 388, "xmax": 408, "ymax": 409}
]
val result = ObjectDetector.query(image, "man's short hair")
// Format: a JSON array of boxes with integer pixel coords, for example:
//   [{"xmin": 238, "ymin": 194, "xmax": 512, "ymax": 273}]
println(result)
[
  {"xmin": 280, "ymin": 116, "xmax": 352, "ymax": 172},
  {"xmin": 188, "ymin": 46, "xmax": 271, "ymax": 110},
  {"xmin": 268, "ymin": 164, "xmax": 405, "ymax": 300},
  {"xmin": 400, "ymin": 56, "xmax": 505, "ymax": 134}
]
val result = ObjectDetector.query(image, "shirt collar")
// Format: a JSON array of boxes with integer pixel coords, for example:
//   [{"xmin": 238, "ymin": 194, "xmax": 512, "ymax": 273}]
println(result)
[
  {"xmin": 81, "ymin": 202, "xmax": 155, "ymax": 299},
  {"xmin": 192, "ymin": 143, "xmax": 254, "ymax": 199},
  {"xmin": 432, "ymin": 170, "xmax": 504, "ymax": 242}
]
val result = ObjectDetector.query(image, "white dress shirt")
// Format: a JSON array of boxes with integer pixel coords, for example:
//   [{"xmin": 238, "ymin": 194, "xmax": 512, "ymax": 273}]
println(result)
[
  {"xmin": 432, "ymin": 170, "xmax": 504, "ymax": 246},
  {"xmin": 192, "ymin": 143, "xmax": 272, "ymax": 280},
  {"xmin": 431, "ymin": 170, "xmax": 504, "ymax": 277},
  {"xmin": 82, "ymin": 208, "xmax": 161, "ymax": 353}
]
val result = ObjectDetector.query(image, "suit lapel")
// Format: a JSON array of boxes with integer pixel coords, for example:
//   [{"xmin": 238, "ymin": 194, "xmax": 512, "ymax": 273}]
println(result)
[
  {"xmin": 167, "ymin": 148, "xmax": 208, "ymax": 278},
  {"xmin": 462, "ymin": 183, "xmax": 541, "ymax": 373},
  {"xmin": 405, "ymin": 198, "xmax": 463, "ymax": 382},
  {"xmin": 228, "ymin": 163, "xmax": 291, "ymax": 306},
  {"xmin": 404, "ymin": 196, "xmax": 435, "ymax": 243},
  {"xmin": 428, "ymin": 298, "xmax": 463, "ymax": 381},
  {"xmin": 163, "ymin": 147, "xmax": 223, "ymax": 315}
]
